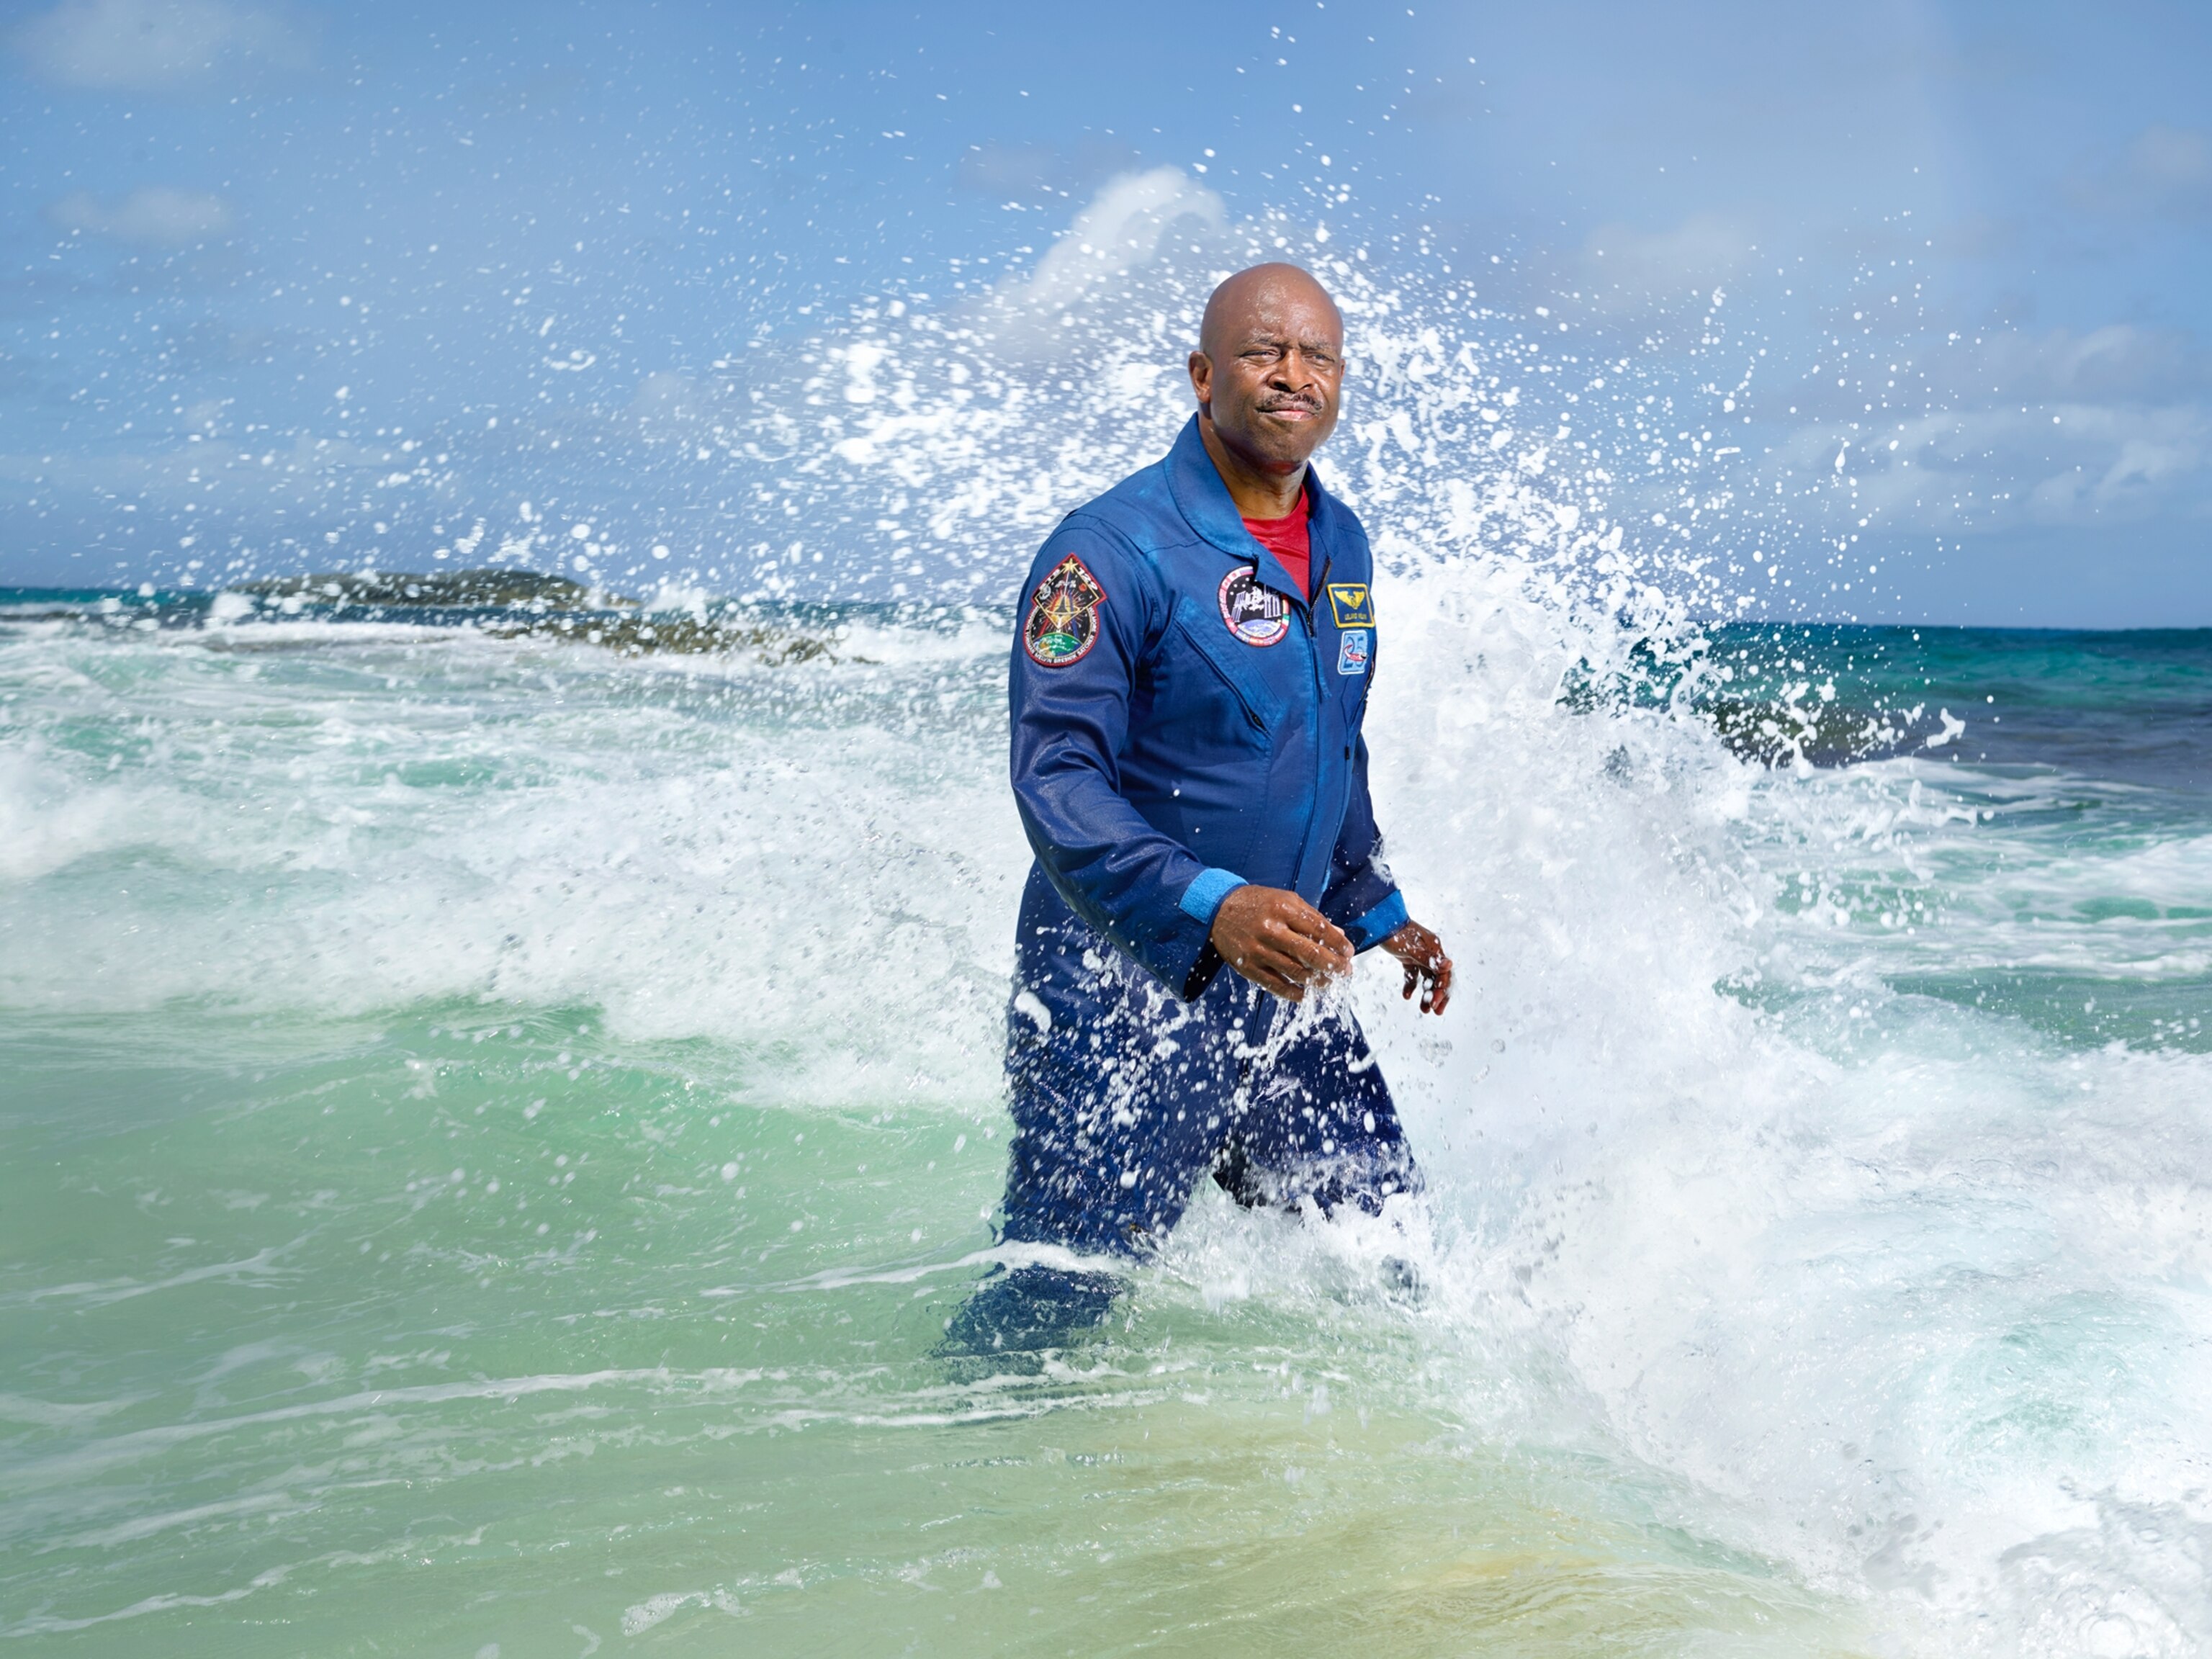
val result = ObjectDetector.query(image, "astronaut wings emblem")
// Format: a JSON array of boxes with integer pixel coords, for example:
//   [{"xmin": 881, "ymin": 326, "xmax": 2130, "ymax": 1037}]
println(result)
[{"xmin": 1023, "ymin": 554, "xmax": 1105, "ymax": 667}]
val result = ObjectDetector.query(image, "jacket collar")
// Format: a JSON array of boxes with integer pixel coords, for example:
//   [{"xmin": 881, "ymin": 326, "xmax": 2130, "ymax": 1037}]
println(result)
[{"xmin": 1164, "ymin": 413, "xmax": 1339, "ymax": 611}]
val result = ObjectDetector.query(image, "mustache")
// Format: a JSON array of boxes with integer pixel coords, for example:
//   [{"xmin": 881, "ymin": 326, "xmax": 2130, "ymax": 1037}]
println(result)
[{"xmin": 1257, "ymin": 395, "xmax": 1324, "ymax": 414}]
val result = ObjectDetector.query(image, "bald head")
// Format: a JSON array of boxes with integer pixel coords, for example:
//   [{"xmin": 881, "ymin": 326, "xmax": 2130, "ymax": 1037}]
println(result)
[
  {"xmin": 1197, "ymin": 263, "xmax": 1343, "ymax": 361},
  {"xmin": 1187, "ymin": 263, "xmax": 1346, "ymax": 511}
]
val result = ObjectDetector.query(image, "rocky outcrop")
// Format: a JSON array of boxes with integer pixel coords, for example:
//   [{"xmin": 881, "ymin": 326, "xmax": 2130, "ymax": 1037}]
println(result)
[
  {"xmin": 216, "ymin": 570, "xmax": 839, "ymax": 662},
  {"xmin": 229, "ymin": 569, "xmax": 632, "ymax": 611}
]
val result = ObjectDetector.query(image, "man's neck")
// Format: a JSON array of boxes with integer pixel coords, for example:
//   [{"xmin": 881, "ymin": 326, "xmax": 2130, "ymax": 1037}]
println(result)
[{"xmin": 1197, "ymin": 414, "xmax": 1307, "ymax": 520}]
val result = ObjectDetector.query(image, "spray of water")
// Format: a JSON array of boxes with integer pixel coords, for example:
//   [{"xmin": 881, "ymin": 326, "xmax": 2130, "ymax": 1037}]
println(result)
[{"xmin": 6, "ymin": 173, "xmax": 2207, "ymax": 1655}]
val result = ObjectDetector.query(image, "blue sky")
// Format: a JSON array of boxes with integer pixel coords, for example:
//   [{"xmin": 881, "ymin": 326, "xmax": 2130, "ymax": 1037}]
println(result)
[{"xmin": 1, "ymin": 0, "xmax": 2207, "ymax": 624}]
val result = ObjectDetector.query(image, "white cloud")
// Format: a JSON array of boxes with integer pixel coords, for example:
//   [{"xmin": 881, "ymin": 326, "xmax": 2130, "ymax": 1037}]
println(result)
[
  {"xmin": 1760, "ymin": 395, "xmax": 2212, "ymax": 536},
  {"xmin": 46, "ymin": 186, "xmax": 235, "ymax": 244},
  {"xmin": 2069, "ymin": 124, "xmax": 2212, "ymax": 222},
  {"xmin": 2026, "ymin": 405, "xmax": 2212, "ymax": 519},
  {"xmin": 957, "ymin": 139, "xmax": 1141, "ymax": 198},
  {"xmin": 2126, "ymin": 125, "xmax": 2212, "ymax": 194},
  {"xmin": 933, "ymin": 165, "xmax": 1236, "ymax": 362},
  {"xmin": 1575, "ymin": 213, "xmax": 1757, "ymax": 312},
  {"xmin": 15, "ymin": 0, "xmax": 305, "ymax": 92},
  {"xmin": 1977, "ymin": 323, "xmax": 2212, "ymax": 403},
  {"xmin": 1008, "ymin": 167, "xmax": 1226, "ymax": 314}
]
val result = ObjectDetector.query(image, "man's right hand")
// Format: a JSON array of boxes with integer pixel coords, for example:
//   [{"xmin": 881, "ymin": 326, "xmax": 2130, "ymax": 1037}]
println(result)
[{"xmin": 1208, "ymin": 884, "xmax": 1354, "ymax": 1001}]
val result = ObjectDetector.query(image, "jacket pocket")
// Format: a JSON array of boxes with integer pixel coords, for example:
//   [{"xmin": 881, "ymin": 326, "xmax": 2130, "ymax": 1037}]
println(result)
[{"xmin": 1170, "ymin": 596, "xmax": 1290, "ymax": 738}]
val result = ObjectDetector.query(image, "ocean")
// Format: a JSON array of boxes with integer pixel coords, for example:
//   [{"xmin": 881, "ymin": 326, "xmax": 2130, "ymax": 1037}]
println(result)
[{"xmin": 5, "ymin": 579, "xmax": 2211, "ymax": 1656}]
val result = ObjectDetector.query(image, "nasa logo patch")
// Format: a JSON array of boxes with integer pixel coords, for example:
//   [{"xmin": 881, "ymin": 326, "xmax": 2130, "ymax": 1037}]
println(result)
[
  {"xmin": 1218, "ymin": 567, "xmax": 1291, "ymax": 647},
  {"xmin": 1023, "ymin": 554, "xmax": 1105, "ymax": 666},
  {"xmin": 1336, "ymin": 628, "xmax": 1371, "ymax": 676}
]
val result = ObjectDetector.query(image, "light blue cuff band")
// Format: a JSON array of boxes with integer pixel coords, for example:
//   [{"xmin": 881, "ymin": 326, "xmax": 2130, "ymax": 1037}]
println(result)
[
  {"xmin": 1178, "ymin": 867, "xmax": 1248, "ymax": 927},
  {"xmin": 1349, "ymin": 890, "xmax": 1409, "ymax": 950}
]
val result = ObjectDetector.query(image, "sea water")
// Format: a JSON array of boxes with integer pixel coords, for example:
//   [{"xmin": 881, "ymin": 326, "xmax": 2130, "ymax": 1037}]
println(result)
[
  {"xmin": 6, "ymin": 581, "xmax": 2212, "ymax": 1658},
  {"xmin": 4, "ymin": 187, "xmax": 2208, "ymax": 1656}
]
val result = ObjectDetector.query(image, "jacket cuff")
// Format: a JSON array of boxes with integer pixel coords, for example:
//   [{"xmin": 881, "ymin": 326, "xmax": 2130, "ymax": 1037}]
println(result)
[
  {"xmin": 1347, "ymin": 889, "xmax": 1408, "ymax": 951},
  {"xmin": 1177, "ymin": 867, "xmax": 1248, "ymax": 927}
]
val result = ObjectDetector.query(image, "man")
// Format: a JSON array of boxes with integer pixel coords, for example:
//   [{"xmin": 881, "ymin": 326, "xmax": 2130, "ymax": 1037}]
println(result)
[{"xmin": 945, "ymin": 264, "xmax": 1452, "ymax": 1356}]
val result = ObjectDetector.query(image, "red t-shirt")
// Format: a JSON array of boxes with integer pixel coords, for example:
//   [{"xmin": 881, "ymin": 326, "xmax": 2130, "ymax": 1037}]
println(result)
[{"xmin": 1241, "ymin": 487, "xmax": 1311, "ymax": 599}]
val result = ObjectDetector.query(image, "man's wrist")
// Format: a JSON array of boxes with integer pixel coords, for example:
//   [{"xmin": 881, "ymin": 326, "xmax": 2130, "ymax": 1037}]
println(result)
[
  {"xmin": 1347, "ymin": 890, "xmax": 1409, "ymax": 950},
  {"xmin": 1179, "ymin": 867, "xmax": 1249, "ymax": 927}
]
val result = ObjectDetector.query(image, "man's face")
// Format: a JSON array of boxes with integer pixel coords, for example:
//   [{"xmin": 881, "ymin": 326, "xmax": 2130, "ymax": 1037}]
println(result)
[{"xmin": 1188, "ymin": 280, "xmax": 1344, "ymax": 475}]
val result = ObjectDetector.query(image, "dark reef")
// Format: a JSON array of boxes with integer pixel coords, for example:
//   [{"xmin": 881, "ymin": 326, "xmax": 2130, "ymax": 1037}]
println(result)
[{"xmin": 222, "ymin": 570, "xmax": 836, "ymax": 663}]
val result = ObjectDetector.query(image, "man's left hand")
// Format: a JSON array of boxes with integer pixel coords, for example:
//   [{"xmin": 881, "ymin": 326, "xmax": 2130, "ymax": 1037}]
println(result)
[{"xmin": 1381, "ymin": 922, "xmax": 1452, "ymax": 1015}]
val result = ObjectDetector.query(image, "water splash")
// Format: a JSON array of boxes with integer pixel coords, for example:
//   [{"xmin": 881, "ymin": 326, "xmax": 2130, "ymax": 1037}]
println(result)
[{"xmin": 6, "ymin": 175, "xmax": 2211, "ymax": 1657}]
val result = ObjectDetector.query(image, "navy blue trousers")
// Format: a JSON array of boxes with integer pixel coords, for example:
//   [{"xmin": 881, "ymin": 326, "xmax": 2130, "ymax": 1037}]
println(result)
[{"xmin": 998, "ymin": 905, "xmax": 1420, "ymax": 1259}]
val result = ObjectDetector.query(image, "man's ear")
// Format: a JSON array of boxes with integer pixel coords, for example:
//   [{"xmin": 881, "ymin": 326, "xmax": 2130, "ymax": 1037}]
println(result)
[{"xmin": 1187, "ymin": 349, "xmax": 1213, "ymax": 409}]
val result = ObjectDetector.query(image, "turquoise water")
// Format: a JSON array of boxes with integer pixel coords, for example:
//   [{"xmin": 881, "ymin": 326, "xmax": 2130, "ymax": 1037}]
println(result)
[{"xmin": 6, "ymin": 589, "xmax": 2212, "ymax": 1655}]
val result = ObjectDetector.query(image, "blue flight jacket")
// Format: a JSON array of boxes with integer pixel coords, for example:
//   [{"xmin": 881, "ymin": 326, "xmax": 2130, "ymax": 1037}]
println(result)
[{"xmin": 1009, "ymin": 415, "xmax": 1407, "ymax": 1002}]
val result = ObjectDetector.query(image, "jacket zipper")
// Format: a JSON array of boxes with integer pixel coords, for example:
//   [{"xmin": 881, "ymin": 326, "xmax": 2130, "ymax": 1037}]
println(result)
[{"xmin": 1285, "ymin": 554, "xmax": 1332, "ymax": 897}]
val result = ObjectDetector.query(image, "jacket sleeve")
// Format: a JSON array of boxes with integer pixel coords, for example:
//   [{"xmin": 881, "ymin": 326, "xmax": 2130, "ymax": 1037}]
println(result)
[
  {"xmin": 1318, "ymin": 728, "xmax": 1407, "ymax": 951},
  {"xmin": 1008, "ymin": 521, "xmax": 1223, "ymax": 997}
]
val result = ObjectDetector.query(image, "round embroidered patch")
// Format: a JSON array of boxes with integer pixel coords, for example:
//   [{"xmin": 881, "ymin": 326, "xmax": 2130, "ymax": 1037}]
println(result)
[
  {"xmin": 1218, "ymin": 567, "xmax": 1290, "ymax": 647},
  {"xmin": 1023, "ymin": 554, "xmax": 1105, "ymax": 666}
]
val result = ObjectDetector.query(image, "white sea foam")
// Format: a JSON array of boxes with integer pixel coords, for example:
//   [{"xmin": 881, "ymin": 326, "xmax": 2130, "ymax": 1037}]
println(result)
[
  {"xmin": 6, "ymin": 176, "xmax": 2211, "ymax": 1655},
  {"xmin": 13, "ymin": 561, "xmax": 2211, "ymax": 1652}
]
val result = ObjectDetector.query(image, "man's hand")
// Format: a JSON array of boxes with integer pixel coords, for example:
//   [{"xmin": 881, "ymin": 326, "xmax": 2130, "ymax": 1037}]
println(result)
[
  {"xmin": 1209, "ymin": 884, "xmax": 1353, "ymax": 1002},
  {"xmin": 1381, "ymin": 921, "xmax": 1452, "ymax": 1015}
]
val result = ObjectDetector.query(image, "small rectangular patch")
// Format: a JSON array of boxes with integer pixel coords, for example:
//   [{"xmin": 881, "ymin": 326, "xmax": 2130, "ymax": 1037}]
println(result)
[
  {"xmin": 1336, "ymin": 628, "xmax": 1371, "ymax": 676},
  {"xmin": 1326, "ymin": 583, "xmax": 1375, "ymax": 629}
]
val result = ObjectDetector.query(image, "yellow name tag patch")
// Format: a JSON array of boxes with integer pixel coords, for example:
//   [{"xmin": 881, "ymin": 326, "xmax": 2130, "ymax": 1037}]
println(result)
[{"xmin": 1326, "ymin": 583, "xmax": 1375, "ymax": 629}]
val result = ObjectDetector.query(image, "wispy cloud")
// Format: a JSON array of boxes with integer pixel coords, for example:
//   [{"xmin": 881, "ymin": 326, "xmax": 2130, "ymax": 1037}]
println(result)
[
  {"xmin": 14, "ymin": 0, "xmax": 307, "ymax": 93},
  {"xmin": 2069, "ymin": 123, "xmax": 2212, "ymax": 222},
  {"xmin": 1762, "ymin": 367, "xmax": 2212, "ymax": 537},
  {"xmin": 1574, "ymin": 214, "xmax": 1758, "ymax": 313},
  {"xmin": 1978, "ymin": 323, "xmax": 2212, "ymax": 403},
  {"xmin": 45, "ymin": 186, "xmax": 235, "ymax": 244},
  {"xmin": 1004, "ymin": 168, "xmax": 1227, "ymax": 315},
  {"xmin": 956, "ymin": 140, "xmax": 1143, "ymax": 200}
]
